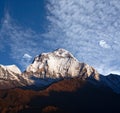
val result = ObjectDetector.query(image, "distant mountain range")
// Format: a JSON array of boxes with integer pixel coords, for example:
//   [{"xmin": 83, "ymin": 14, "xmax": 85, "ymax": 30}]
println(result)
[{"xmin": 0, "ymin": 48, "xmax": 120, "ymax": 113}]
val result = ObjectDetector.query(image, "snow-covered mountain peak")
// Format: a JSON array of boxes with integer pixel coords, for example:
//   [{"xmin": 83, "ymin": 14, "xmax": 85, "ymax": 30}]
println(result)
[
  {"xmin": 0, "ymin": 64, "xmax": 26, "ymax": 89},
  {"xmin": 6, "ymin": 65, "xmax": 21, "ymax": 74},
  {"xmin": 53, "ymin": 48, "xmax": 75, "ymax": 58},
  {"xmin": 26, "ymin": 48, "xmax": 99, "ymax": 80},
  {"xmin": 0, "ymin": 64, "xmax": 21, "ymax": 74},
  {"xmin": 0, "ymin": 64, "xmax": 21, "ymax": 81}
]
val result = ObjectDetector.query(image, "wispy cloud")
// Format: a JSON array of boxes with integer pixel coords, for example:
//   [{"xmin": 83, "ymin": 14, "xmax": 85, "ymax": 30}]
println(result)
[
  {"xmin": 22, "ymin": 53, "xmax": 32, "ymax": 68},
  {"xmin": 23, "ymin": 54, "xmax": 32, "ymax": 60},
  {"xmin": 0, "ymin": 11, "xmax": 42, "ymax": 70},
  {"xmin": 46, "ymin": 0, "xmax": 120, "ymax": 75}
]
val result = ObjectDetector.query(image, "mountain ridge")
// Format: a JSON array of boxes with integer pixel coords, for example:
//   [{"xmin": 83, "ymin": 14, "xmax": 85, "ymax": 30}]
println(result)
[
  {"xmin": 0, "ymin": 48, "xmax": 120, "ymax": 113},
  {"xmin": 0, "ymin": 48, "xmax": 120, "ymax": 94}
]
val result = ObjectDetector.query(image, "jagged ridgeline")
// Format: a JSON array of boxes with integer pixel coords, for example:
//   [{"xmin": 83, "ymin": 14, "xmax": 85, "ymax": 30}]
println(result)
[
  {"xmin": 0, "ymin": 48, "xmax": 120, "ymax": 93},
  {"xmin": 0, "ymin": 49, "xmax": 99, "ymax": 89}
]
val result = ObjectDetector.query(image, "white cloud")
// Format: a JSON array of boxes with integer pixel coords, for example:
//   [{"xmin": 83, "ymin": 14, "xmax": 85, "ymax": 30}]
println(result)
[
  {"xmin": 22, "ymin": 54, "xmax": 32, "ymax": 69},
  {"xmin": 46, "ymin": 0, "xmax": 120, "ymax": 75},
  {"xmin": 0, "ymin": 1, "xmax": 120, "ymax": 75},
  {"xmin": 0, "ymin": 12, "xmax": 42, "ymax": 70},
  {"xmin": 23, "ymin": 53, "xmax": 32, "ymax": 60},
  {"xmin": 99, "ymin": 40, "xmax": 111, "ymax": 49}
]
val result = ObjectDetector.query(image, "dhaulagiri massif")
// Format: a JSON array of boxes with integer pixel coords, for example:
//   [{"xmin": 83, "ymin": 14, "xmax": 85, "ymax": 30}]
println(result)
[
  {"xmin": 0, "ymin": 48, "xmax": 120, "ymax": 113},
  {"xmin": 0, "ymin": 48, "xmax": 120, "ymax": 93}
]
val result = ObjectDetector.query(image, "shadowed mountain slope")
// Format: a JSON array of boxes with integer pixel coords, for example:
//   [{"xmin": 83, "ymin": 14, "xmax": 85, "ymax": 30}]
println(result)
[{"xmin": 0, "ymin": 78, "xmax": 120, "ymax": 113}]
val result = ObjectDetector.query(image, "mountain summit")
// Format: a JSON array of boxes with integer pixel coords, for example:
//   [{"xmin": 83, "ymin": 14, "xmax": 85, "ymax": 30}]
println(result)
[{"xmin": 26, "ymin": 48, "xmax": 99, "ymax": 80}]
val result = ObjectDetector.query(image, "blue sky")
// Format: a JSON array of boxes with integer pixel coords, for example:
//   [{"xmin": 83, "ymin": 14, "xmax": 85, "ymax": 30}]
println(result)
[{"xmin": 0, "ymin": 0, "xmax": 120, "ymax": 75}]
